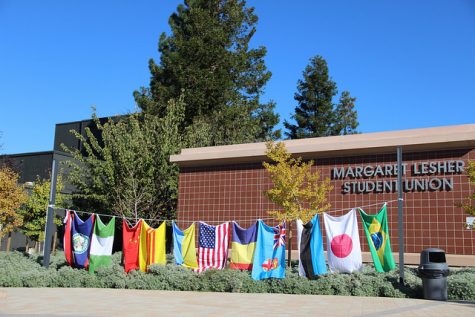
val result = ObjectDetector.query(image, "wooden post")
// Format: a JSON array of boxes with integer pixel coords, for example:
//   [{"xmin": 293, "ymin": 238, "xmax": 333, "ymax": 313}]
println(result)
[
  {"xmin": 52, "ymin": 231, "xmax": 58, "ymax": 256},
  {"xmin": 287, "ymin": 222, "xmax": 292, "ymax": 266},
  {"xmin": 6, "ymin": 232, "xmax": 12, "ymax": 252}
]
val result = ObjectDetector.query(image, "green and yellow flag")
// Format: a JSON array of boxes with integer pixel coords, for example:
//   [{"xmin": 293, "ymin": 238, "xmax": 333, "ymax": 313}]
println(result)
[{"xmin": 359, "ymin": 204, "xmax": 396, "ymax": 272}]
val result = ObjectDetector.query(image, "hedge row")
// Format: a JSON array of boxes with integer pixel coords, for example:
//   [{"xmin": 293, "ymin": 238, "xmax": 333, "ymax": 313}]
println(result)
[{"xmin": 1, "ymin": 251, "xmax": 474, "ymax": 300}]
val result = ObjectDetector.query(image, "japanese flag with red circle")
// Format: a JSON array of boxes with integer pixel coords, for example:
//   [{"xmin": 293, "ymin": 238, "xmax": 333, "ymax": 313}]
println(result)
[{"xmin": 323, "ymin": 209, "xmax": 363, "ymax": 273}]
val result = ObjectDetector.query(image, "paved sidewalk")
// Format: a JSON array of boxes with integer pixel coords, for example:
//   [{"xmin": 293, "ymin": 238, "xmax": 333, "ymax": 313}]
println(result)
[{"xmin": 0, "ymin": 288, "xmax": 474, "ymax": 317}]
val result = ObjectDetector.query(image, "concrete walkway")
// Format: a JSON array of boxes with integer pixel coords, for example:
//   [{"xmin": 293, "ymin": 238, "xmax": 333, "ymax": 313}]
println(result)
[{"xmin": 1, "ymin": 288, "xmax": 474, "ymax": 317}]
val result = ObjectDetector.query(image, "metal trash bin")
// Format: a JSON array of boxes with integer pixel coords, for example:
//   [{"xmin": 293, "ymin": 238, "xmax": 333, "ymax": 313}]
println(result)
[{"xmin": 418, "ymin": 248, "xmax": 449, "ymax": 301}]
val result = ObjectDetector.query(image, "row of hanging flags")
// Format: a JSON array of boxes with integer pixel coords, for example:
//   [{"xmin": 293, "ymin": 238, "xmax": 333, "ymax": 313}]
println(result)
[{"xmin": 63, "ymin": 203, "xmax": 396, "ymax": 280}]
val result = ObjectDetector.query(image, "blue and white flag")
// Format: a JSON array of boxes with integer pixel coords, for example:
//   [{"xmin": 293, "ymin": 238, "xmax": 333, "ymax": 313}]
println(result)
[
  {"xmin": 251, "ymin": 220, "xmax": 286, "ymax": 280},
  {"xmin": 297, "ymin": 214, "xmax": 327, "ymax": 279}
]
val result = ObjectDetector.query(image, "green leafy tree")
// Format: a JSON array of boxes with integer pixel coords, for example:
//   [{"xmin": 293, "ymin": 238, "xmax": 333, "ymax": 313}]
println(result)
[
  {"xmin": 263, "ymin": 141, "xmax": 333, "ymax": 263},
  {"xmin": 0, "ymin": 167, "xmax": 27, "ymax": 251},
  {"xmin": 134, "ymin": 0, "xmax": 280, "ymax": 144},
  {"xmin": 461, "ymin": 160, "xmax": 475, "ymax": 220},
  {"xmin": 284, "ymin": 55, "xmax": 359, "ymax": 139},
  {"xmin": 62, "ymin": 97, "xmax": 188, "ymax": 222},
  {"xmin": 18, "ymin": 176, "xmax": 65, "ymax": 243}
]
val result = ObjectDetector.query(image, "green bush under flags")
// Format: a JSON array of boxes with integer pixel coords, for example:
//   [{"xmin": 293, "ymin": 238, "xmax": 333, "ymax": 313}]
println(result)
[{"xmin": 1, "ymin": 251, "xmax": 474, "ymax": 301}]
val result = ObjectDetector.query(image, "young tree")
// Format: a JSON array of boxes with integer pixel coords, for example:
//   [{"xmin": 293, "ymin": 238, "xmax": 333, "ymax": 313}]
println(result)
[
  {"xmin": 0, "ymin": 167, "xmax": 27, "ymax": 251},
  {"xmin": 134, "ymin": 0, "xmax": 280, "ymax": 143},
  {"xmin": 461, "ymin": 160, "xmax": 475, "ymax": 221},
  {"xmin": 284, "ymin": 55, "xmax": 359, "ymax": 139},
  {"xmin": 62, "ymin": 97, "xmax": 187, "ymax": 222},
  {"xmin": 18, "ymin": 176, "xmax": 65, "ymax": 245},
  {"xmin": 263, "ymin": 141, "xmax": 333, "ymax": 263}
]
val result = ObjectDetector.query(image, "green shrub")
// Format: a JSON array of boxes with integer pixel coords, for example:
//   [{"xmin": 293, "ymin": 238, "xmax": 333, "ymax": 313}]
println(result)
[
  {"xmin": 1, "ymin": 251, "xmax": 474, "ymax": 301},
  {"xmin": 448, "ymin": 268, "xmax": 475, "ymax": 301}
]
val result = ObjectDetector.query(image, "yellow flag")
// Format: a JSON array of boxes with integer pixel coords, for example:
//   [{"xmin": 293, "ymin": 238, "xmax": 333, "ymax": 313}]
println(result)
[
  {"xmin": 138, "ymin": 221, "xmax": 167, "ymax": 272},
  {"xmin": 182, "ymin": 223, "xmax": 198, "ymax": 269}
]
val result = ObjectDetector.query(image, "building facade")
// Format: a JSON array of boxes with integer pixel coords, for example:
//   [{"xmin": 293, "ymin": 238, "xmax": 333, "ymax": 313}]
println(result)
[
  {"xmin": 171, "ymin": 125, "xmax": 475, "ymax": 263},
  {"xmin": 0, "ymin": 117, "xmax": 107, "ymax": 251}
]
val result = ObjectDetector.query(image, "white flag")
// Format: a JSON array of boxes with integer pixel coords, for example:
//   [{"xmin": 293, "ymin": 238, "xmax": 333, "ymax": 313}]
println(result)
[{"xmin": 323, "ymin": 209, "xmax": 362, "ymax": 273}]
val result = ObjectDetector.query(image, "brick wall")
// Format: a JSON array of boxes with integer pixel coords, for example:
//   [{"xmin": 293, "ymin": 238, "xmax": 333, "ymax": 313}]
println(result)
[{"xmin": 177, "ymin": 148, "xmax": 474, "ymax": 255}]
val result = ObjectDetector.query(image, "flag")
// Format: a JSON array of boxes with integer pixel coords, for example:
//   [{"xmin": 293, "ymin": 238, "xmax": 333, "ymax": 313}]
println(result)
[
  {"xmin": 323, "ymin": 209, "xmax": 362, "ymax": 273},
  {"xmin": 172, "ymin": 221, "xmax": 198, "ymax": 269},
  {"xmin": 296, "ymin": 214, "xmax": 327, "ymax": 279},
  {"xmin": 274, "ymin": 222, "xmax": 286, "ymax": 249},
  {"xmin": 122, "ymin": 219, "xmax": 142, "ymax": 273},
  {"xmin": 251, "ymin": 220, "xmax": 286, "ymax": 280},
  {"xmin": 359, "ymin": 204, "xmax": 396, "ymax": 272},
  {"xmin": 88, "ymin": 216, "xmax": 115, "ymax": 273},
  {"xmin": 138, "ymin": 221, "xmax": 167, "ymax": 272},
  {"xmin": 195, "ymin": 222, "xmax": 230, "ymax": 273},
  {"xmin": 63, "ymin": 210, "xmax": 73, "ymax": 266},
  {"xmin": 229, "ymin": 221, "xmax": 258, "ymax": 270},
  {"xmin": 71, "ymin": 211, "xmax": 95, "ymax": 269}
]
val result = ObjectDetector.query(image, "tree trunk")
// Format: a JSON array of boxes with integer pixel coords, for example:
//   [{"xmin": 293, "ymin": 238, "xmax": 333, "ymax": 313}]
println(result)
[
  {"xmin": 6, "ymin": 232, "xmax": 12, "ymax": 252},
  {"xmin": 35, "ymin": 241, "xmax": 39, "ymax": 254},
  {"xmin": 287, "ymin": 223, "xmax": 292, "ymax": 267},
  {"xmin": 52, "ymin": 231, "xmax": 58, "ymax": 256}
]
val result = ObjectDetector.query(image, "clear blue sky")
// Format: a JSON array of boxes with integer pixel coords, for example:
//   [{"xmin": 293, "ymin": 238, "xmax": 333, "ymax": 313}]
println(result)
[{"xmin": 1, "ymin": 0, "xmax": 474, "ymax": 154}]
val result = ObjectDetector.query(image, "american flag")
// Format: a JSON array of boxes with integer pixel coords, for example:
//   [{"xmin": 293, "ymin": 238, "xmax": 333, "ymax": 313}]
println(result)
[
  {"xmin": 273, "ymin": 221, "xmax": 286, "ymax": 249},
  {"xmin": 195, "ymin": 222, "xmax": 230, "ymax": 273}
]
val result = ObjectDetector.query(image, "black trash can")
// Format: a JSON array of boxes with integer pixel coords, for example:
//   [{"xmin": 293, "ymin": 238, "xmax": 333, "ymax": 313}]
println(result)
[{"xmin": 418, "ymin": 248, "xmax": 449, "ymax": 301}]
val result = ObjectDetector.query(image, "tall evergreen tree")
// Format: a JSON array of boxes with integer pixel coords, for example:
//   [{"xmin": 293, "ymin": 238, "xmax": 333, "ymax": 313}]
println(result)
[
  {"xmin": 134, "ymin": 0, "xmax": 279, "ymax": 143},
  {"xmin": 333, "ymin": 91, "xmax": 358, "ymax": 135},
  {"xmin": 284, "ymin": 55, "xmax": 358, "ymax": 139}
]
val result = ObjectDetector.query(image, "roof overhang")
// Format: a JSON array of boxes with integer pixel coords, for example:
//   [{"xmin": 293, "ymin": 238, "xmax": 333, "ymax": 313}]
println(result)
[{"xmin": 170, "ymin": 124, "xmax": 475, "ymax": 167}]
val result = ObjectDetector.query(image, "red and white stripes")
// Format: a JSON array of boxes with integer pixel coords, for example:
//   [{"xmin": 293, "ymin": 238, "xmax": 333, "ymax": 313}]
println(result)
[{"xmin": 195, "ymin": 222, "xmax": 229, "ymax": 273}]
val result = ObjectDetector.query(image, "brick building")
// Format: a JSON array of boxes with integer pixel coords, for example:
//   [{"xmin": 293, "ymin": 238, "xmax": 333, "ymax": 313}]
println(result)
[{"xmin": 170, "ymin": 124, "xmax": 475, "ymax": 265}]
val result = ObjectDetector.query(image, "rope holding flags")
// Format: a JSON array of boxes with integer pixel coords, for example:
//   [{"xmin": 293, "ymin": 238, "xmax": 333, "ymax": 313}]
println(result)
[{"xmin": 62, "ymin": 201, "xmax": 397, "ymax": 280}]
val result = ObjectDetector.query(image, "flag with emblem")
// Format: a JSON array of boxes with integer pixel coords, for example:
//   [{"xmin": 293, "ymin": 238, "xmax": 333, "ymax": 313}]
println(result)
[
  {"xmin": 195, "ymin": 222, "xmax": 230, "ymax": 273},
  {"xmin": 359, "ymin": 203, "xmax": 396, "ymax": 272},
  {"xmin": 71, "ymin": 211, "xmax": 95, "ymax": 269},
  {"xmin": 89, "ymin": 216, "xmax": 115, "ymax": 273},
  {"xmin": 323, "ymin": 209, "xmax": 362, "ymax": 273},
  {"xmin": 172, "ymin": 221, "xmax": 198, "ymax": 269},
  {"xmin": 251, "ymin": 220, "xmax": 286, "ymax": 280}
]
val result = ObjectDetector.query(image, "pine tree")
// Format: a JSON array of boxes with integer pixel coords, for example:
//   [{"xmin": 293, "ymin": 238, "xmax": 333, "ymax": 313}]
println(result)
[
  {"xmin": 333, "ymin": 91, "xmax": 358, "ymax": 135},
  {"xmin": 284, "ymin": 55, "xmax": 359, "ymax": 139},
  {"xmin": 134, "ymin": 0, "xmax": 279, "ymax": 143}
]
